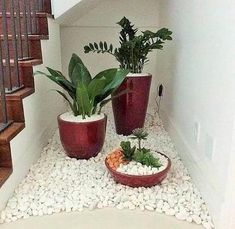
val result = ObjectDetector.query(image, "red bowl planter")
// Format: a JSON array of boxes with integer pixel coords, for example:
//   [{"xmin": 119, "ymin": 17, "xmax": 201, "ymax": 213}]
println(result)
[
  {"xmin": 105, "ymin": 152, "xmax": 171, "ymax": 188},
  {"xmin": 112, "ymin": 74, "xmax": 152, "ymax": 135},
  {"xmin": 58, "ymin": 114, "xmax": 107, "ymax": 159}
]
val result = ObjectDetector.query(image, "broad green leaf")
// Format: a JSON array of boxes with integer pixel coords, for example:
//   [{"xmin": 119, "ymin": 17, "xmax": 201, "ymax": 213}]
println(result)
[
  {"xmin": 76, "ymin": 84, "xmax": 92, "ymax": 118},
  {"xmin": 88, "ymin": 77, "xmax": 106, "ymax": 103},
  {"xmin": 93, "ymin": 68, "xmax": 129, "ymax": 103},
  {"xmin": 54, "ymin": 90, "xmax": 77, "ymax": 115},
  {"xmin": 68, "ymin": 53, "xmax": 91, "ymax": 85},
  {"xmin": 35, "ymin": 70, "xmax": 75, "ymax": 99},
  {"xmin": 98, "ymin": 88, "xmax": 130, "ymax": 114},
  {"xmin": 71, "ymin": 63, "xmax": 92, "ymax": 87}
]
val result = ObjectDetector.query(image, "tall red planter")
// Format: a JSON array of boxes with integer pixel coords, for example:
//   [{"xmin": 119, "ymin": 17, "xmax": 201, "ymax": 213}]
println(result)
[
  {"xmin": 112, "ymin": 74, "xmax": 152, "ymax": 135},
  {"xmin": 58, "ymin": 114, "xmax": 107, "ymax": 159}
]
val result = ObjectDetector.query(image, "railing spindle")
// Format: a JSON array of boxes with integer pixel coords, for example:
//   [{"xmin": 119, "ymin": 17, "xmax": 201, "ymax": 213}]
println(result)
[
  {"xmin": 9, "ymin": 0, "xmax": 20, "ymax": 89},
  {"xmin": 0, "ymin": 39, "xmax": 8, "ymax": 130},
  {"xmin": 31, "ymin": 0, "xmax": 37, "ymax": 34},
  {"xmin": 22, "ymin": 0, "xmax": 30, "ymax": 58},
  {"xmin": 1, "ymin": 0, "xmax": 12, "ymax": 92},
  {"xmin": 15, "ymin": 0, "xmax": 23, "ymax": 59},
  {"xmin": 25, "ymin": 0, "xmax": 32, "ymax": 35}
]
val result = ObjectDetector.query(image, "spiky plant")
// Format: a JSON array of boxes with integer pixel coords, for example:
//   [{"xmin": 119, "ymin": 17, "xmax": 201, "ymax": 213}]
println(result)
[
  {"xmin": 120, "ymin": 141, "xmax": 136, "ymax": 161},
  {"xmin": 130, "ymin": 128, "xmax": 148, "ymax": 150}
]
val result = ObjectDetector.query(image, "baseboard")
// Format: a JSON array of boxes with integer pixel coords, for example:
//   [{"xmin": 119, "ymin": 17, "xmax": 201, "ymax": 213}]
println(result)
[{"xmin": 160, "ymin": 109, "xmax": 222, "ymax": 226}]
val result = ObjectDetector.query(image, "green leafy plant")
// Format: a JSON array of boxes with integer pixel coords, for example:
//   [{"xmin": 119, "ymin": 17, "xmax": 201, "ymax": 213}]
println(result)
[
  {"xmin": 133, "ymin": 148, "xmax": 162, "ymax": 168},
  {"xmin": 120, "ymin": 141, "xmax": 136, "ymax": 161},
  {"xmin": 35, "ymin": 54, "xmax": 129, "ymax": 119},
  {"xmin": 84, "ymin": 17, "xmax": 172, "ymax": 73},
  {"xmin": 120, "ymin": 128, "xmax": 162, "ymax": 168}
]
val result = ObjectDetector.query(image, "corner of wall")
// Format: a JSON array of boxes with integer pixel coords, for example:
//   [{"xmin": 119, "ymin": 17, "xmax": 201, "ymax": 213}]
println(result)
[{"xmin": 160, "ymin": 108, "xmax": 221, "ymax": 226}]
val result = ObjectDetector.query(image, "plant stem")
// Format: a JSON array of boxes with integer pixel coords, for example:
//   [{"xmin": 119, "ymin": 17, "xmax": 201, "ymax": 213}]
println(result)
[{"xmin": 138, "ymin": 139, "xmax": 141, "ymax": 150}]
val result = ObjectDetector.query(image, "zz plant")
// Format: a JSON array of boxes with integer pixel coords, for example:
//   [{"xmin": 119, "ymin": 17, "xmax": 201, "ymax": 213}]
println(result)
[
  {"xmin": 84, "ymin": 17, "xmax": 172, "ymax": 73},
  {"xmin": 36, "ymin": 53, "xmax": 129, "ymax": 119},
  {"xmin": 121, "ymin": 129, "xmax": 162, "ymax": 168}
]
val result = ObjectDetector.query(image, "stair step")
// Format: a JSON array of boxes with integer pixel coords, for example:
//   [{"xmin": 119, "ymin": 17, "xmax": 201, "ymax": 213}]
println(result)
[
  {"xmin": 1, "ymin": 37, "xmax": 43, "ymax": 60},
  {"xmin": 0, "ymin": 122, "xmax": 25, "ymax": 144},
  {"xmin": 0, "ymin": 13, "xmax": 50, "ymax": 36},
  {"xmin": 0, "ymin": 34, "xmax": 49, "ymax": 40},
  {"xmin": 2, "ymin": 58, "xmax": 42, "ymax": 66},
  {"xmin": 0, "ymin": 0, "xmax": 52, "ymax": 15},
  {"xmin": 7, "ymin": 87, "xmax": 34, "ymax": 100},
  {"xmin": 0, "ymin": 167, "xmax": 12, "ymax": 186}
]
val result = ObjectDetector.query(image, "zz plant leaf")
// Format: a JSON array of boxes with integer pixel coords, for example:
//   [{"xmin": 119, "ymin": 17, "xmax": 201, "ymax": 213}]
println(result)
[{"xmin": 84, "ymin": 17, "xmax": 172, "ymax": 73}]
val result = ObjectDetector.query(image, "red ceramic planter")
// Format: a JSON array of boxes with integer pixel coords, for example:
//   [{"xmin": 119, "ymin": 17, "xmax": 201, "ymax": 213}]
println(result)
[
  {"xmin": 105, "ymin": 152, "xmax": 171, "ymax": 188},
  {"xmin": 58, "ymin": 114, "xmax": 107, "ymax": 159},
  {"xmin": 112, "ymin": 74, "xmax": 152, "ymax": 135}
]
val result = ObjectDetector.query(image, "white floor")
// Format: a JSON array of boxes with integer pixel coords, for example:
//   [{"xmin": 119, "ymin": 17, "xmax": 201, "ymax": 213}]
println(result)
[
  {"xmin": 1, "ymin": 208, "xmax": 203, "ymax": 229},
  {"xmin": 0, "ymin": 109, "xmax": 213, "ymax": 228}
]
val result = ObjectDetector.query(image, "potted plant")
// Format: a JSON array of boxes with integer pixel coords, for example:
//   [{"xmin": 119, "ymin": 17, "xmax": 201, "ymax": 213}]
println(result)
[
  {"xmin": 36, "ymin": 53, "xmax": 129, "ymax": 159},
  {"xmin": 84, "ymin": 17, "xmax": 172, "ymax": 135},
  {"xmin": 105, "ymin": 128, "xmax": 171, "ymax": 187}
]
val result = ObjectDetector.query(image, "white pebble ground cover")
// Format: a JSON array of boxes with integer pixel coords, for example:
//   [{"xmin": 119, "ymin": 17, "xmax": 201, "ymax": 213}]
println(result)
[{"xmin": 0, "ymin": 109, "xmax": 214, "ymax": 229}]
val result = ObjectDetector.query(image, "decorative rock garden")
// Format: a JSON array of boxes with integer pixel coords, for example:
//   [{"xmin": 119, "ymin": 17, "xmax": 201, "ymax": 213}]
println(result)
[{"xmin": 0, "ymin": 108, "xmax": 214, "ymax": 229}]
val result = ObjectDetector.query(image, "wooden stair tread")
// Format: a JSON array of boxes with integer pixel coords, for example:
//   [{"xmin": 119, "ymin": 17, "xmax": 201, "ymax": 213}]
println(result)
[
  {"xmin": 18, "ymin": 58, "xmax": 43, "ymax": 66},
  {"xmin": 0, "ymin": 0, "xmax": 51, "ymax": 187},
  {"xmin": 6, "ymin": 87, "xmax": 34, "ymax": 100},
  {"xmin": 0, "ymin": 122, "xmax": 25, "ymax": 144},
  {"xmin": 2, "ymin": 58, "xmax": 42, "ymax": 66},
  {"xmin": 0, "ymin": 12, "xmax": 53, "ymax": 18},
  {"xmin": 0, "ymin": 34, "xmax": 49, "ymax": 40},
  {"xmin": 0, "ymin": 167, "xmax": 12, "ymax": 185}
]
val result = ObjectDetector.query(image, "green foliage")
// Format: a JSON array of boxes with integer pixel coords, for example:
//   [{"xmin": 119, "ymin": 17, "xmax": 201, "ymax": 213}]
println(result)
[
  {"xmin": 133, "ymin": 148, "xmax": 162, "ymax": 168},
  {"xmin": 130, "ymin": 128, "xmax": 149, "ymax": 150},
  {"xmin": 35, "ymin": 53, "xmax": 129, "ymax": 118},
  {"xmin": 119, "ymin": 129, "xmax": 162, "ymax": 168},
  {"xmin": 84, "ymin": 17, "xmax": 172, "ymax": 73},
  {"xmin": 120, "ymin": 141, "xmax": 136, "ymax": 161}
]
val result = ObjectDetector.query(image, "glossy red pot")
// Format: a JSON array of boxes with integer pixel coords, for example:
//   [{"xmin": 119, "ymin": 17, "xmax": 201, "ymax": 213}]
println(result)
[
  {"xmin": 105, "ymin": 152, "xmax": 171, "ymax": 188},
  {"xmin": 112, "ymin": 74, "xmax": 152, "ymax": 135},
  {"xmin": 58, "ymin": 114, "xmax": 107, "ymax": 159}
]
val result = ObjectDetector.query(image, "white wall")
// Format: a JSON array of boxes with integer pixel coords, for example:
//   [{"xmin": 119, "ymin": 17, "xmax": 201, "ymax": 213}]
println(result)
[
  {"xmin": 0, "ymin": 19, "xmax": 66, "ymax": 210},
  {"xmin": 158, "ymin": 0, "xmax": 235, "ymax": 227},
  {"xmin": 60, "ymin": 0, "xmax": 162, "ymax": 108},
  {"xmin": 51, "ymin": 0, "xmax": 82, "ymax": 18}
]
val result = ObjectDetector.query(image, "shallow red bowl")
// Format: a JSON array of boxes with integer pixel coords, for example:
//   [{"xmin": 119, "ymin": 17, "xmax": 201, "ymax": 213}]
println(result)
[{"xmin": 105, "ymin": 152, "xmax": 171, "ymax": 188}]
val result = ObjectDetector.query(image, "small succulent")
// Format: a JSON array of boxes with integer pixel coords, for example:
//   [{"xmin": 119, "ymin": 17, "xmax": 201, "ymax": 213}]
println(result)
[
  {"xmin": 133, "ymin": 148, "xmax": 162, "ymax": 168},
  {"xmin": 130, "ymin": 128, "xmax": 148, "ymax": 149},
  {"xmin": 120, "ymin": 141, "xmax": 136, "ymax": 161},
  {"xmin": 119, "ymin": 129, "xmax": 162, "ymax": 168}
]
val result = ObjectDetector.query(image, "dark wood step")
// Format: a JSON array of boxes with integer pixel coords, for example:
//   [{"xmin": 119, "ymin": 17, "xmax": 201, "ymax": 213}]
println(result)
[
  {"xmin": 0, "ymin": 0, "xmax": 52, "ymax": 15},
  {"xmin": 0, "ymin": 34, "xmax": 49, "ymax": 40},
  {"xmin": 0, "ymin": 167, "xmax": 13, "ymax": 187},
  {"xmin": 2, "ymin": 38, "xmax": 42, "ymax": 60},
  {"xmin": 3, "ymin": 58, "xmax": 41, "ymax": 90},
  {"xmin": 0, "ymin": 122, "xmax": 25, "ymax": 144},
  {"xmin": 0, "ymin": 13, "xmax": 50, "ymax": 36}
]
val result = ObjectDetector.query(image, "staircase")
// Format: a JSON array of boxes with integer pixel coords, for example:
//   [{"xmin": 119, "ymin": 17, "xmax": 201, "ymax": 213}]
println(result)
[{"xmin": 0, "ymin": 0, "xmax": 52, "ymax": 187}]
